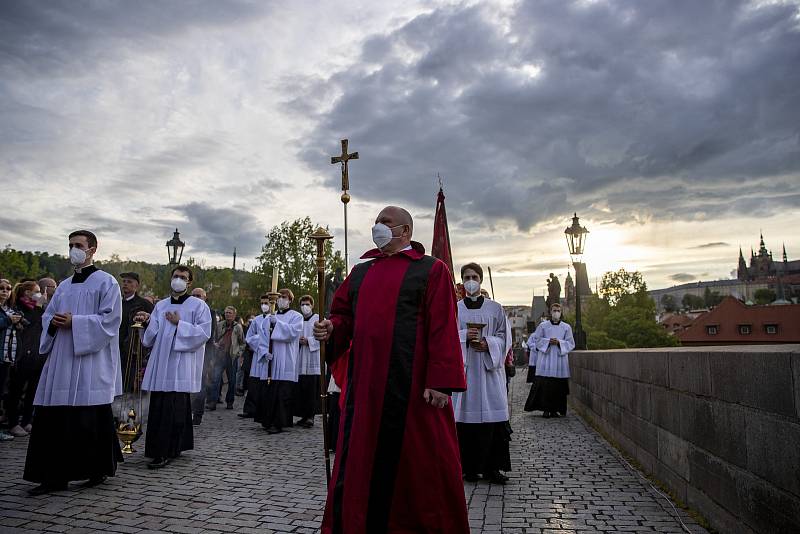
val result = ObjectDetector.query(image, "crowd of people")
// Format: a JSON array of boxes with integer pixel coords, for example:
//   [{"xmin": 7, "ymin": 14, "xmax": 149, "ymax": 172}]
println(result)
[{"xmin": 0, "ymin": 207, "xmax": 575, "ymax": 534}]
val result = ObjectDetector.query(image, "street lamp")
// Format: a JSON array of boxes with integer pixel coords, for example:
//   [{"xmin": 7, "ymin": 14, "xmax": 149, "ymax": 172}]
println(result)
[
  {"xmin": 166, "ymin": 228, "xmax": 185, "ymax": 265},
  {"xmin": 564, "ymin": 213, "xmax": 588, "ymax": 350}
]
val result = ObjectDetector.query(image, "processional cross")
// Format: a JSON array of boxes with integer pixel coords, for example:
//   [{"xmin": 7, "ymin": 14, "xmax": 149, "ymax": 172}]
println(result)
[{"xmin": 330, "ymin": 139, "xmax": 359, "ymax": 270}]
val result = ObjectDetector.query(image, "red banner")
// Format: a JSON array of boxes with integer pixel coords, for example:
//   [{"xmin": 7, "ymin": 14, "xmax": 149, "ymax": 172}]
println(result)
[{"xmin": 431, "ymin": 186, "xmax": 455, "ymax": 283}]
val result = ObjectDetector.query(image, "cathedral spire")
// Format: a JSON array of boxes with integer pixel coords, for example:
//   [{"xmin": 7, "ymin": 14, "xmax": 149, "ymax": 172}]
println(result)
[{"xmin": 783, "ymin": 243, "xmax": 788, "ymax": 263}]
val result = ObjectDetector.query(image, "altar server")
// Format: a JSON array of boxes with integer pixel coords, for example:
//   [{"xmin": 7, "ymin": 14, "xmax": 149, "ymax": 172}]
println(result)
[
  {"xmin": 24, "ymin": 230, "xmax": 123, "ymax": 495},
  {"xmin": 293, "ymin": 294, "xmax": 320, "ymax": 428},
  {"xmin": 255, "ymin": 288, "xmax": 302, "ymax": 434},
  {"xmin": 452, "ymin": 262, "xmax": 511, "ymax": 484},
  {"xmin": 524, "ymin": 302, "xmax": 575, "ymax": 417},
  {"xmin": 239, "ymin": 294, "xmax": 271, "ymax": 418},
  {"xmin": 137, "ymin": 265, "xmax": 211, "ymax": 468}
]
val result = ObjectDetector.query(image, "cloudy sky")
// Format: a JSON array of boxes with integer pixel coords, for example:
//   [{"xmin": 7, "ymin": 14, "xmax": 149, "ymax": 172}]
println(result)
[{"xmin": 1, "ymin": 0, "xmax": 798, "ymax": 304}]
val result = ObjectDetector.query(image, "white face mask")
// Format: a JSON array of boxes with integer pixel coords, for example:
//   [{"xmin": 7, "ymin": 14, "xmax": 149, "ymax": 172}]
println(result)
[
  {"xmin": 171, "ymin": 277, "xmax": 188, "ymax": 293},
  {"xmin": 300, "ymin": 304, "xmax": 312, "ymax": 316},
  {"xmin": 260, "ymin": 303, "xmax": 270, "ymax": 313},
  {"xmin": 69, "ymin": 247, "xmax": 87, "ymax": 266},
  {"xmin": 463, "ymin": 280, "xmax": 480, "ymax": 295},
  {"xmin": 277, "ymin": 297, "xmax": 290, "ymax": 310},
  {"xmin": 371, "ymin": 223, "xmax": 404, "ymax": 250},
  {"xmin": 551, "ymin": 311, "xmax": 561, "ymax": 321},
  {"xmin": 30, "ymin": 292, "xmax": 42, "ymax": 301}
]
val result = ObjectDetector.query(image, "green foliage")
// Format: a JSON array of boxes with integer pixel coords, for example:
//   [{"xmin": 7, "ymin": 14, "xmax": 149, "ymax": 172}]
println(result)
[
  {"xmin": 568, "ymin": 268, "xmax": 679, "ymax": 349},
  {"xmin": 703, "ymin": 286, "xmax": 723, "ymax": 308},
  {"xmin": 599, "ymin": 268, "xmax": 647, "ymax": 306},
  {"xmin": 681, "ymin": 293, "xmax": 705, "ymax": 310},
  {"xmin": 254, "ymin": 217, "xmax": 344, "ymax": 306},
  {"xmin": 659, "ymin": 294, "xmax": 677, "ymax": 312},
  {"xmin": 753, "ymin": 288, "xmax": 776, "ymax": 305}
]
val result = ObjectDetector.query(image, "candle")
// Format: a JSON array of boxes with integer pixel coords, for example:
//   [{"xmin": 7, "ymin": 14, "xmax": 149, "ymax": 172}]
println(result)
[{"xmin": 271, "ymin": 265, "xmax": 279, "ymax": 293}]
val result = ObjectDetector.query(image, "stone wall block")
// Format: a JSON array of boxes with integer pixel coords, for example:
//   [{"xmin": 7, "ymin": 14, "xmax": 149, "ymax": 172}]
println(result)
[
  {"xmin": 621, "ymin": 414, "xmax": 658, "ymax": 456},
  {"xmin": 680, "ymin": 396, "xmax": 748, "ymax": 468},
  {"xmin": 613, "ymin": 351, "xmax": 639, "ymax": 380},
  {"xmin": 611, "ymin": 377, "xmax": 635, "ymax": 415},
  {"xmin": 744, "ymin": 412, "xmax": 800, "ymax": 497},
  {"xmin": 651, "ymin": 386, "xmax": 681, "ymax": 435},
  {"xmin": 740, "ymin": 472, "xmax": 800, "ymax": 534},
  {"xmin": 657, "ymin": 428, "xmax": 689, "ymax": 479},
  {"xmin": 653, "ymin": 460, "xmax": 688, "ymax": 504},
  {"xmin": 792, "ymin": 353, "xmax": 800, "ymax": 421},
  {"xmin": 668, "ymin": 351, "xmax": 711, "ymax": 395},
  {"xmin": 633, "ymin": 382, "xmax": 652, "ymax": 420},
  {"xmin": 639, "ymin": 352, "xmax": 669, "ymax": 387},
  {"xmin": 709, "ymin": 352, "xmax": 795, "ymax": 417},
  {"xmin": 687, "ymin": 446, "xmax": 742, "ymax": 515}
]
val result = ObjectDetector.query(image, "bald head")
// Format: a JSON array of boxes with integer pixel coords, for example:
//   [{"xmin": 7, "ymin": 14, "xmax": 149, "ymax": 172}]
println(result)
[
  {"xmin": 375, "ymin": 206, "xmax": 413, "ymax": 253},
  {"xmin": 191, "ymin": 287, "xmax": 207, "ymax": 301}
]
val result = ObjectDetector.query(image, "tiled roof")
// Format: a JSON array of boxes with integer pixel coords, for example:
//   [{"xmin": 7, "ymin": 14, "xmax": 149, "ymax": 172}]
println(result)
[{"xmin": 678, "ymin": 296, "xmax": 800, "ymax": 344}]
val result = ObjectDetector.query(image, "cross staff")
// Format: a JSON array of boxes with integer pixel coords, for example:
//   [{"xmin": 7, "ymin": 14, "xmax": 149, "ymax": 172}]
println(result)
[
  {"xmin": 330, "ymin": 139, "xmax": 358, "ymax": 271},
  {"xmin": 309, "ymin": 226, "xmax": 334, "ymax": 483}
]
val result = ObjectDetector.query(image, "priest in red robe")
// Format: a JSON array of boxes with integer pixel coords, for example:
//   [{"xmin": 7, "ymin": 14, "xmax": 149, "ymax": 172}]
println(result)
[{"xmin": 314, "ymin": 206, "xmax": 469, "ymax": 534}]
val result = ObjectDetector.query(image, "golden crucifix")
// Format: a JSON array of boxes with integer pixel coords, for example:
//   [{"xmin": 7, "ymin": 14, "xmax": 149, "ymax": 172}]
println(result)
[{"xmin": 330, "ymin": 139, "xmax": 358, "ymax": 270}]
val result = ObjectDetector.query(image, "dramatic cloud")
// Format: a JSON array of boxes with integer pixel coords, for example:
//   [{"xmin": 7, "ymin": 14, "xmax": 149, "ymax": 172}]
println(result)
[
  {"xmin": 1, "ymin": 0, "xmax": 798, "ymax": 302},
  {"xmin": 298, "ymin": 0, "xmax": 800, "ymax": 230},
  {"xmin": 690, "ymin": 242, "xmax": 730, "ymax": 249}
]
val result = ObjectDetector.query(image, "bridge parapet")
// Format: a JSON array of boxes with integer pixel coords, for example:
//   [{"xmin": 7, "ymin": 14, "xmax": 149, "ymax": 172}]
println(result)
[{"xmin": 570, "ymin": 345, "xmax": 800, "ymax": 534}]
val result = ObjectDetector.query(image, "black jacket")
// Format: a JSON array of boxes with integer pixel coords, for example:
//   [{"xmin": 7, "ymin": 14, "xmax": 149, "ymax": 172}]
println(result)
[{"xmin": 15, "ymin": 304, "xmax": 45, "ymax": 373}]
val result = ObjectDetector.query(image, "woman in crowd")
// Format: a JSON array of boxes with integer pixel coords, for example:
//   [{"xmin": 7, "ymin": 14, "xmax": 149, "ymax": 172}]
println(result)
[
  {"xmin": 0, "ymin": 278, "xmax": 23, "ymax": 441},
  {"xmin": 6, "ymin": 281, "xmax": 46, "ymax": 437}
]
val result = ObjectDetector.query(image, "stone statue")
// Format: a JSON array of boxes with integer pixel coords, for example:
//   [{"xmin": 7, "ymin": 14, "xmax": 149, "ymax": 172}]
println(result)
[
  {"xmin": 325, "ymin": 266, "xmax": 344, "ymax": 315},
  {"xmin": 545, "ymin": 273, "xmax": 561, "ymax": 312}
]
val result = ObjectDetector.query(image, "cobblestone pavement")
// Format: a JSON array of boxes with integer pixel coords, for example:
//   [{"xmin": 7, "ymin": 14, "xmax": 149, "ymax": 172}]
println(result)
[{"xmin": 0, "ymin": 373, "xmax": 707, "ymax": 533}]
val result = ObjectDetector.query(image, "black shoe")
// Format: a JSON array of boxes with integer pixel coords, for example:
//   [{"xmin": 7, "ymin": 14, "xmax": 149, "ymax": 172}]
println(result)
[
  {"xmin": 487, "ymin": 470, "xmax": 508, "ymax": 484},
  {"xmin": 192, "ymin": 415, "xmax": 202, "ymax": 426},
  {"xmin": 226, "ymin": 402, "xmax": 234, "ymax": 410},
  {"xmin": 463, "ymin": 473, "xmax": 480, "ymax": 482},
  {"xmin": 543, "ymin": 412, "xmax": 552, "ymax": 418},
  {"xmin": 28, "ymin": 482, "xmax": 68, "ymax": 496},
  {"xmin": 80, "ymin": 476, "xmax": 107, "ymax": 488},
  {"xmin": 297, "ymin": 418, "xmax": 313, "ymax": 428},
  {"xmin": 205, "ymin": 403, "xmax": 216, "ymax": 411},
  {"xmin": 265, "ymin": 426, "xmax": 282, "ymax": 434},
  {"xmin": 147, "ymin": 457, "xmax": 170, "ymax": 469},
  {"xmin": 235, "ymin": 389, "xmax": 244, "ymax": 396},
  {"xmin": 237, "ymin": 413, "xmax": 253, "ymax": 418}
]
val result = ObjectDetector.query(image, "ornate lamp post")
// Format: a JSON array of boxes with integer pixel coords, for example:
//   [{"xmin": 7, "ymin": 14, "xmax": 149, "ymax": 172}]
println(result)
[
  {"xmin": 166, "ymin": 228, "xmax": 185, "ymax": 265},
  {"xmin": 564, "ymin": 213, "xmax": 589, "ymax": 350}
]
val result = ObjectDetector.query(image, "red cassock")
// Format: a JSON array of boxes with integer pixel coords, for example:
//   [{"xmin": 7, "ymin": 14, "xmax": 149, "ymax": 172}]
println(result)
[{"xmin": 322, "ymin": 242, "xmax": 469, "ymax": 534}]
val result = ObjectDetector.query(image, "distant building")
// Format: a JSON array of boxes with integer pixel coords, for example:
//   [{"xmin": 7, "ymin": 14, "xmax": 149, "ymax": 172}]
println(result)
[
  {"xmin": 737, "ymin": 234, "xmax": 799, "ymax": 281},
  {"xmin": 658, "ymin": 312, "xmax": 700, "ymax": 336},
  {"xmin": 678, "ymin": 296, "xmax": 800, "ymax": 345},
  {"xmin": 650, "ymin": 234, "xmax": 797, "ymax": 311}
]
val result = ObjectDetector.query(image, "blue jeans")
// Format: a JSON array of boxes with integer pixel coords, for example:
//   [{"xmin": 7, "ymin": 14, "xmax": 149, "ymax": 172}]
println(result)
[{"xmin": 208, "ymin": 354, "xmax": 238, "ymax": 404}]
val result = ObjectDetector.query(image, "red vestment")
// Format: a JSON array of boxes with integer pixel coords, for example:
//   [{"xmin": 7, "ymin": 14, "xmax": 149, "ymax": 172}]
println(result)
[{"xmin": 322, "ymin": 242, "xmax": 469, "ymax": 534}]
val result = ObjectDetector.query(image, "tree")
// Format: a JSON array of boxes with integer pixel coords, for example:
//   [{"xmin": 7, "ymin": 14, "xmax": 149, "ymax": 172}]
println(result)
[
  {"xmin": 703, "ymin": 287, "xmax": 723, "ymax": 308},
  {"xmin": 753, "ymin": 288, "xmax": 776, "ymax": 305},
  {"xmin": 681, "ymin": 293, "xmax": 705, "ymax": 310},
  {"xmin": 254, "ymin": 217, "xmax": 345, "ymax": 307},
  {"xmin": 660, "ymin": 294, "xmax": 677, "ymax": 312},
  {"xmin": 565, "ymin": 268, "xmax": 678, "ymax": 349},
  {"xmin": 599, "ymin": 268, "xmax": 646, "ymax": 306}
]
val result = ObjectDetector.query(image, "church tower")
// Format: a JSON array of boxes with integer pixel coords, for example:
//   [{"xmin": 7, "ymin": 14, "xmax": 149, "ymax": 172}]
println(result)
[
  {"xmin": 737, "ymin": 247, "xmax": 748, "ymax": 281},
  {"xmin": 565, "ymin": 270, "xmax": 575, "ymax": 303}
]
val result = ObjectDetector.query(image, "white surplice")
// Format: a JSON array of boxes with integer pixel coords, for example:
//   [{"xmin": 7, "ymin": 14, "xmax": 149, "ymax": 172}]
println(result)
[
  {"xmin": 528, "ymin": 320, "xmax": 575, "ymax": 379},
  {"xmin": 268, "ymin": 309, "xmax": 302, "ymax": 382},
  {"xmin": 452, "ymin": 297, "xmax": 509, "ymax": 423},
  {"xmin": 246, "ymin": 314, "xmax": 272, "ymax": 380},
  {"xmin": 35, "ymin": 269, "xmax": 123, "ymax": 406},
  {"xmin": 297, "ymin": 313, "xmax": 321, "ymax": 375},
  {"xmin": 141, "ymin": 295, "xmax": 212, "ymax": 393}
]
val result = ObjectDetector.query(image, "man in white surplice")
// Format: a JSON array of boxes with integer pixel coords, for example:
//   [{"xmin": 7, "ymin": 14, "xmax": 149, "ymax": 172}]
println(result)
[
  {"xmin": 524, "ymin": 302, "xmax": 575, "ymax": 418},
  {"xmin": 255, "ymin": 288, "xmax": 302, "ymax": 434},
  {"xmin": 239, "ymin": 294, "xmax": 272, "ymax": 419},
  {"xmin": 24, "ymin": 230, "xmax": 123, "ymax": 495},
  {"xmin": 452, "ymin": 262, "xmax": 511, "ymax": 484},
  {"xmin": 136, "ymin": 265, "xmax": 211, "ymax": 469}
]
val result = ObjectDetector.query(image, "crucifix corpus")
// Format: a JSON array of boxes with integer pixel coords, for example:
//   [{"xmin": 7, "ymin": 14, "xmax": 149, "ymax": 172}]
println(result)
[{"xmin": 330, "ymin": 138, "xmax": 358, "ymax": 271}]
